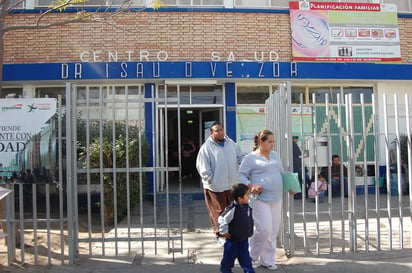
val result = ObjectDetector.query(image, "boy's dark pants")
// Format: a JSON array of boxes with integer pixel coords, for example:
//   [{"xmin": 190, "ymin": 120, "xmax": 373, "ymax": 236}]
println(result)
[{"xmin": 220, "ymin": 238, "xmax": 255, "ymax": 273}]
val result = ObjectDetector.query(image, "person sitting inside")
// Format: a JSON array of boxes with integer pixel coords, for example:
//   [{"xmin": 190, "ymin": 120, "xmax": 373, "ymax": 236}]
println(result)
[
  {"xmin": 328, "ymin": 155, "xmax": 348, "ymax": 197},
  {"xmin": 308, "ymin": 174, "xmax": 328, "ymax": 203}
]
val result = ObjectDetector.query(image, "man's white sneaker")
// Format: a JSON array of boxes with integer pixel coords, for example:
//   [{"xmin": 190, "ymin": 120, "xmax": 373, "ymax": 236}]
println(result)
[{"xmin": 263, "ymin": 264, "xmax": 278, "ymax": 270}]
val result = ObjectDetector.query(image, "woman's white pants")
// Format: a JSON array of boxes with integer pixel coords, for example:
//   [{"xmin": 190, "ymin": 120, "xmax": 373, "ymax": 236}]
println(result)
[{"xmin": 249, "ymin": 199, "xmax": 282, "ymax": 266}]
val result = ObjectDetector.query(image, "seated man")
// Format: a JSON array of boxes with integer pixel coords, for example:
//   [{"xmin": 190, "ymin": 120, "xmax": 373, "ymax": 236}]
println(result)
[{"xmin": 330, "ymin": 155, "xmax": 348, "ymax": 197}]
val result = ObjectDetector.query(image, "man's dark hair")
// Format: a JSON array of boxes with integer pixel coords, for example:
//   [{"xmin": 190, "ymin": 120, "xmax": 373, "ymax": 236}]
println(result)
[
  {"xmin": 231, "ymin": 183, "xmax": 249, "ymax": 200},
  {"xmin": 209, "ymin": 121, "xmax": 222, "ymax": 131}
]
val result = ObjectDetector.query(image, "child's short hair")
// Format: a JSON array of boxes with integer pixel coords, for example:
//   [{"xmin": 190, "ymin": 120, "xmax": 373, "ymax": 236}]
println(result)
[{"xmin": 231, "ymin": 183, "xmax": 249, "ymax": 200}]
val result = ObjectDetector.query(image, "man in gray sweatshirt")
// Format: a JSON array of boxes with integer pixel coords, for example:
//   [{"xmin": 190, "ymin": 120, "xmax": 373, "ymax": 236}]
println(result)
[{"xmin": 196, "ymin": 122, "xmax": 244, "ymax": 245}]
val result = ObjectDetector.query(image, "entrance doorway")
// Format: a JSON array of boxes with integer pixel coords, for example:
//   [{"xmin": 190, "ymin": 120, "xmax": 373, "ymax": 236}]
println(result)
[{"xmin": 165, "ymin": 107, "xmax": 221, "ymax": 193}]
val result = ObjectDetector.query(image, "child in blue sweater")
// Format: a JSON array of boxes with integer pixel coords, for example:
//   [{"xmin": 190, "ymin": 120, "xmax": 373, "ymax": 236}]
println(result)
[{"xmin": 218, "ymin": 183, "xmax": 255, "ymax": 273}]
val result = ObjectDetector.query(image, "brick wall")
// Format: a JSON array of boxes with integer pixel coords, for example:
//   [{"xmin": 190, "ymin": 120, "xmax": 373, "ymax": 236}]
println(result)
[{"xmin": 3, "ymin": 11, "xmax": 412, "ymax": 64}]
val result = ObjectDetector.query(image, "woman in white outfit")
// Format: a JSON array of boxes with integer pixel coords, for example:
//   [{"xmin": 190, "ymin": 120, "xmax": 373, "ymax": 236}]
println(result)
[{"xmin": 237, "ymin": 130, "xmax": 295, "ymax": 270}]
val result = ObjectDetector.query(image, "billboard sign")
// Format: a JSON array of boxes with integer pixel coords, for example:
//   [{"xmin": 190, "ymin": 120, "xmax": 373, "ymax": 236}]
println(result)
[
  {"xmin": 290, "ymin": 1, "xmax": 401, "ymax": 63},
  {"xmin": 0, "ymin": 98, "xmax": 57, "ymax": 184}
]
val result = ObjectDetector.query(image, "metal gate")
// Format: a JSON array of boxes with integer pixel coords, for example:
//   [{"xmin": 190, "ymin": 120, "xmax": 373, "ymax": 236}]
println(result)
[
  {"xmin": 65, "ymin": 83, "xmax": 184, "ymax": 262},
  {"xmin": 0, "ymin": 83, "xmax": 185, "ymax": 265},
  {"xmin": 266, "ymin": 82, "xmax": 412, "ymax": 256}
]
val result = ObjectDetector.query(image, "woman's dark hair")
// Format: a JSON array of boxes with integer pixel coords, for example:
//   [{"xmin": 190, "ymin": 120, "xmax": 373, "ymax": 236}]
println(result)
[
  {"xmin": 231, "ymin": 183, "xmax": 249, "ymax": 200},
  {"xmin": 253, "ymin": 130, "xmax": 274, "ymax": 151}
]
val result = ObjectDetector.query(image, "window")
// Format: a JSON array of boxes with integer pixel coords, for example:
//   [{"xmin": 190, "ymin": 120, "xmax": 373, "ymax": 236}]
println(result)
[
  {"xmin": 35, "ymin": 0, "xmax": 144, "ymax": 8},
  {"xmin": 237, "ymin": 86, "xmax": 270, "ymax": 104},
  {"xmin": 1, "ymin": 88, "xmax": 23, "ymax": 99},
  {"xmin": 343, "ymin": 87, "xmax": 373, "ymax": 104},
  {"xmin": 291, "ymin": 86, "xmax": 306, "ymax": 104},
  {"xmin": 158, "ymin": 85, "xmax": 223, "ymax": 105},
  {"xmin": 36, "ymin": 87, "xmax": 65, "ymax": 105},
  {"xmin": 291, "ymin": 85, "xmax": 373, "ymax": 104},
  {"xmin": 308, "ymin": 86, "xmax": 341, "ymax": 104}
]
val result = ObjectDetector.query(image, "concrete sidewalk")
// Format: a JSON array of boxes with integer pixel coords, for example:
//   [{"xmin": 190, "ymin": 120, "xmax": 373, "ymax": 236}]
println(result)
[{"xmin": 2, "ymin": 233, "xmax": 412, "ymax": 273}]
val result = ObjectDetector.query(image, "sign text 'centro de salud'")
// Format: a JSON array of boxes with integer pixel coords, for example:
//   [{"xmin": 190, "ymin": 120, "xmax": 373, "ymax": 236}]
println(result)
[{"xmin": 60, "ymin": 51, "xmax": 282, "ymax": 80}]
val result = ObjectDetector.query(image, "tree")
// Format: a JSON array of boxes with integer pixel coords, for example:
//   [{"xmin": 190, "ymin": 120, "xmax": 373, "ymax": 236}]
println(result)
[{"xmin": 0, "ymin": 0, "xmax": 165, "ymax": 97}]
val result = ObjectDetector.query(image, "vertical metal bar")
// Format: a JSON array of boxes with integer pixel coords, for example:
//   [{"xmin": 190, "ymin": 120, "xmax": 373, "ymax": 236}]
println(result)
[
  {"xmin": 372, "ymin": 94, "xmax": 381, "ymax": 251},
  {"xmin": 111, "ymin": 86, "xmax": 119, "ymax": 255},
  {"xmin": 125, "ymin": 86, "xmax": 131, "ymax": 255},
  {"xmin": 152, "ymin": 84, "xmax": 158, "ymax": 254},
  {"xmin": 73, "ymin": 85, "xmax": 79, "ymax": 258},
  {"xmin": 45, "ymin": 183, "xmax": 51, "ymax": 264},
  {"xmin": 336, "ymin": 94, "xmax": 345, "ymax": 253},
  {"xmin": 18, "ymin": 184, "xmax": 24, "ymax": 262},
  {"xmin": 138, "ymin": 83, "xmax": 143, "ymax": 252},
  {"xmin": 285, "ymin": 82, "xmax": 295, "ymax": 256},
  {"xmin": 98, "ymin": 86, "xmax": 106, "ymax": 256},
  {"xmin": 325, "ymin": 93, "xmax": 334, "ymax": 253},
  {"xmin": 166, "ymin": 85, "xmax": 171, "ymax": 253},
  {"xmin": 393, "ymin": 94, "xmax": 404, "ymax": 248},
  {"xmin": 406, "ymin": 94, "xmax": 412, "ymax": 248},
  {"xmin": 5, "ymin": 183, "xmax": 16, "ymax": 263},
  {"xmin": 85, "ymin": 86, "xmax": 92, "ymax": 255},
  {"xmin": 360, "ymin": 94, "xmax": 369, "ymax": 252},
  {"xmin": 383, "ymin": 94, "xmax": 393, "ymax": 250},
  {"xmin": 65, "ymin": 82, "xmax": 75, "ymax": 263},
  {"xmin": 312, "ymin": 92, "xmax": 320, "ymax": 255},
  {"xmin": 346, "ymin": 94, "xmax": 357, "ymax": 252},
  {"xmin": 57, "ymin": 94, "xmax": 65, "ymax": 264},
  {"xmin": 175, "ymin": 85, "xmax": 183, "ymax": 254},
  {"xmin": 299, "ymin": 93, "xmax": 308, "ymax": 253}
]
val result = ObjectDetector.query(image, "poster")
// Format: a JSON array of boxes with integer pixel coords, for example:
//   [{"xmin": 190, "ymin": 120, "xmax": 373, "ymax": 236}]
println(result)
[
  {"xmin": 236, "ymin": 106, "xmax": 266, "ymax": 153},
  {"xmin": 290, "ymin": 1, "xmax": 401, "ymax": 62},
  {"xmin": 291, "ymin": 106, "xmax": 313, "ymax": 135},
  {"xmin": 0, "ymin": 98, "xmax": 57, "ymax": 184}
]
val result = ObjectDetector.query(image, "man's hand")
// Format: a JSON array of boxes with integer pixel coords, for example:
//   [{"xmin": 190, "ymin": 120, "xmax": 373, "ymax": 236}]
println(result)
[{"xmin": 220, "ymin": 233, "xmax": 231, "ymax": 239}]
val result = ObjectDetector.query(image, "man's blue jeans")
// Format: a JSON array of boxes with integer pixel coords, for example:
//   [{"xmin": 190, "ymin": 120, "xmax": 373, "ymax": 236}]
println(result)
[{"xmin": 331, "ymin": 178, "xmax": 348, "ymax": 197}]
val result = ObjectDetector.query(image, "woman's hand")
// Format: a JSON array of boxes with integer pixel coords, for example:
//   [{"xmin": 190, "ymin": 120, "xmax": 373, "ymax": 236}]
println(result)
[
  {"xmin": 289, "ymin": 189, "xmax": 297, "ymax": 195},
  {"xmin": 249, "ymin": 184, "xmax": 263, "ymax": 195}
]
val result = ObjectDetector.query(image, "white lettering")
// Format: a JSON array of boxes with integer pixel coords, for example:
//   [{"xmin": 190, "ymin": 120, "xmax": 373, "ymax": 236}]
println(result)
[
  {"xmin": 226, "ymin": 62, "xmax": 232, "ymax": 77},
  {"xmin": 273, "ymin": 62, "xmax": 280, "ymax": 77},
  {"xmin": 106, "ymin": 63, "xmax": 109, "ymax": 78},
  {"xmin": 140, "ymin": 50, "xmax": 150, "ymax": 61},
  {"xmin": 75, "ymin": 63, "xmax": 82, "ymax": 79},
  {"xmin": 125, "ymin": 51, "xmax": 133, "ymax": 61},
  {"xmin": 210, "ymin": 62, "xmax": 217, "ymax": 76},
  {"xmin": 108, "ymin": 51, "xmax": 118, "ymax": 62},
  {"xmin": 61, "ymin": 64, "xmax": 68, "ymax": 79},
  {"xmin": 93, "ymin": 51, "xmax": 102, "ymax": 62},
  {"xmin": 269, "ymin": 51, "xmax": 279, "ymax": 62},
  {"xmin": 157, "ymin": 51, "xmax": 168, "ymax": 61},
  {"xmin": 211, "ymin": 52, "xmax": 220, "ymax": 61},
  {"xmin": 254, "ymin": 52, "xmax": 264, "ymax": 62},
  {"xmin": 227, "ymin": 52, "xmax": 236, "ymax": 62},
  {"xmin": 121, "ymin": 62, "xmax": 127, "ymax": 78},
  {"xmin": 258, "ymin": 62, "xmax": 264, "ymax": 77},
  {"xmin": 137, "ymin": 63, "xmax": 144, "ymax": 78},
  {"xmin": 185, "ymin": 62, "xmax": 192, "ymax": 77},
  {"xmin": 80, "ymin": 52, "xmax": 90, "ymax": 62},
  {"xmin": 153, "ymin": 62, "xmax": 160, "ymax": 78},
  {"xmin": 78, "ymin": 50, "xmax": 281, "ymax": 62}
]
